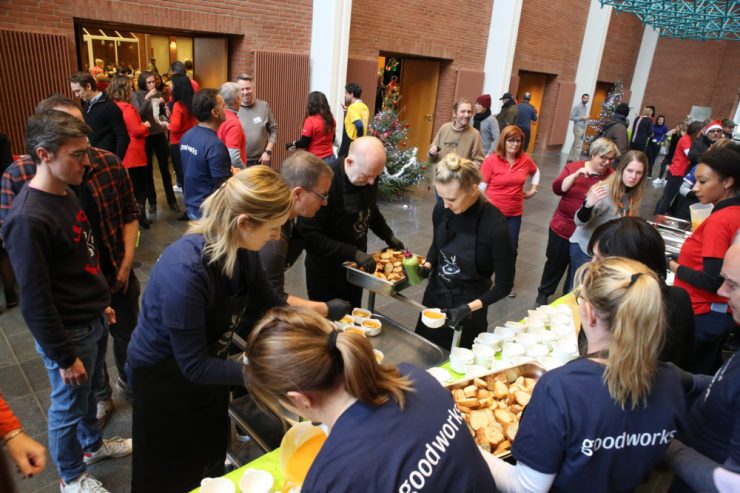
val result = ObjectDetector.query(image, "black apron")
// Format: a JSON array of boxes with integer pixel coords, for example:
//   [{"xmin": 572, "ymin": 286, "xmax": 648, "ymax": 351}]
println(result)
[
  {"xmin": 131, "ymin": 261, "xmax": 248, "ymax": 493},
  {"xmin": 417, "ymin": 209, "xmax": 491, "ymax": 349}
]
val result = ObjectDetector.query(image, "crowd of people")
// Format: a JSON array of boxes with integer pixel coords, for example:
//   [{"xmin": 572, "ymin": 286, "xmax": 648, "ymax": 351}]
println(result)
[{"xmin": 0, "ymin": 65, "xmax": 738, "ymax": 493}]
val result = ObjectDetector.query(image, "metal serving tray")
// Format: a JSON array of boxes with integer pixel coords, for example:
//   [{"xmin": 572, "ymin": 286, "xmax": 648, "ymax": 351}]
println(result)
[
  {"xmin": 650, "ymin": 214, "xmax": 692, "ymax": 234},
  {"xmin": 343, "ymin": 248, "xmax": 422, "ymax": 296},
  {"xmin": 369, "ymin": 313, "xmax": 448, "ymax": 368},
  {"xmin": 444, "ymin": 362, "xmax": 546, "ymax": 459}
]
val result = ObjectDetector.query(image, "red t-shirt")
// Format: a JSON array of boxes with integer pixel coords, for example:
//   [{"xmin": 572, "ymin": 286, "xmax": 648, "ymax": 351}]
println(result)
[
  {"xmin": 301, "ymin": 114, "xmax": 335, "ymax": 159},
  {"xmin": 217, "ymin": 109, "xmax": 247, "ymax": 165},
  {"xmin": 480, "ymin": 153, "xmax": 538, "ymax": 217},
  {"xmin": 674, "ymin": 203, "xmax": 740, "ymax": 315},
  {"xmin": 0, "ymin": 390, "xmax": 21, "ymax": 436},
  {"xmin": 169, "ymin": 102, "xmax": 196, "ymax": 145},
  {"xmin": 549, "ymin": 160, "xmax": 614, "ymax": 240},
  {"xmin": 668, "ymin": 133, "xmax": 692, "ymax": 177}
]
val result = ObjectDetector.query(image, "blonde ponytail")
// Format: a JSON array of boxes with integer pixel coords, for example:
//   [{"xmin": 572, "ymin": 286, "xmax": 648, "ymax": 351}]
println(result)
[{"xmin": 574, "ymin": 257, "xmax": 665, "ymax": 409}]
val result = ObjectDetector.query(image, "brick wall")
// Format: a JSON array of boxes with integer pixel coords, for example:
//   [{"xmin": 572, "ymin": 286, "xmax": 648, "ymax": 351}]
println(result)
[
  {"xmin": 709, "ymin": 41, "xmax": 740, "ymax": 121},
  {"xmin": 0, "ymin": 0, "xmax": 312, "ymax": 81},
  {"xmin": 511, "ymin": 0, "xmax": 589, "ymax": 151},
  {"xmin": 348, "ymin": 0, "xmax": 494, "ymax": 137},
  {"xmin": 643, "ymin": 37, "xmax": 730, "ymax": 126},
  {"xmin": 598, "ymin": 11, "xmax": 643, "ymax": 87}
]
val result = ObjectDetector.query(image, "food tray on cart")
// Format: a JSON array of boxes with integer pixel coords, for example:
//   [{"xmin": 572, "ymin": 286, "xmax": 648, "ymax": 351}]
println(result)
[
  {"xmin": 649, "ymin": 215, "xmax": 692, "ymax": 257},
  {"xmin": 650, "ymin": 215, "xmax": 692, "ymax": 234},
  {"xmin": 343, "ymin": 248, "xmax": 424, "ymax": 297},
  {"xmin": 368, "ymin": 313, "xmax": 448, "ymax": 368},
  {"xmin": 445, "ymin": 363, "xmax": 546, "ymax": 459}
]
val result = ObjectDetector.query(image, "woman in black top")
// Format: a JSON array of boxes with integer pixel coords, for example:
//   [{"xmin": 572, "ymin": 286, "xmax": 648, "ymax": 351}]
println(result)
[
  {"xmin": 416, "ymin": 153, "xmax": 514, "ymax": 349},
  {"xmin": 588, "ymin": 216, "xmax": 694, "ymax": 368}
]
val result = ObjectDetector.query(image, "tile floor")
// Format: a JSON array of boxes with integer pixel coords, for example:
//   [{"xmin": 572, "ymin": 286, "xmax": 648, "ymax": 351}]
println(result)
[{"xmin": 2, "ymin": 149, "xmax": 669, "ymax": 492}]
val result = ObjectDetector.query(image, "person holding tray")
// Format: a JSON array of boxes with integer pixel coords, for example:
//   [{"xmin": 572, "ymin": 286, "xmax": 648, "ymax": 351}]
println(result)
[
  {"xmin": 244, "ymin": 306, "xmax": 495, "ymax": 492},
  {"xmin": 482, "ymin": 257, "xmax": 686, "ymax": 493},
  {"xmin": 416, "ymin": 153, "xmax": 514, "ymax": 349}
]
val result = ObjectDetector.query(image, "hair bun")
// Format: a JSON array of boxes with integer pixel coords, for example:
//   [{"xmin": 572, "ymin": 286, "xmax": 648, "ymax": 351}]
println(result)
[{"xmin": 446, "ymin": 154, "xmax": 461, "ymax": 171}]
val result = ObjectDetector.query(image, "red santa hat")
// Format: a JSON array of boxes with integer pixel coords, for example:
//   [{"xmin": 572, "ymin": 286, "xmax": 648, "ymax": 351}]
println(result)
[{"xmin": 706, "ymin": 120, "xmax": 723, "ymax": 132}]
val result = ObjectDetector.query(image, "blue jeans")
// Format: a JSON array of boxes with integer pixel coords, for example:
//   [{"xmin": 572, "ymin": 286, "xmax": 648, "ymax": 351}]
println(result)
[
  {"xmin": 506, "ymin": 216, "xmax": 522, "ymax": 256},
  {"xmin": 37, "ymin": 317, "xmax": 107, "ymax": 482},
  {"xmin": 568, "ymin": 242, "xmax": 592, "ymax": 288}
]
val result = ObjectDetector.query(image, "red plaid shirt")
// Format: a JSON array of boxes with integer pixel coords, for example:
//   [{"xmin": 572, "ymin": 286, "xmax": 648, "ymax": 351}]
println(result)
[{"xmin": 0, "ymin": 148, "xmax": 140, "ymax": 283}]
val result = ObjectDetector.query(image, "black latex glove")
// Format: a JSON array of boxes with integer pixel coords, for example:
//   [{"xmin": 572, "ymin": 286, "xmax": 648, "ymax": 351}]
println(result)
[
  {"xmin": 326, "ymin": 298, "xmax": 352, "ymax": 320},
  {"xmin": 444, "ymin": 304, "xmax": 472, "ymax": 327},
  {"xmin": 664, "ymin": 362, "xmax": 695, "ymax": 393},
  {"xmin": 354, "ymin": 250, "xmax": 376, "ymax": 273},
  {"xmin": 418, "ymin": 265, "xmax": 432, "ymax": 279},
  {"xmin": 386, "ymin": 236, "xmax": 405, "ymax": 250}
]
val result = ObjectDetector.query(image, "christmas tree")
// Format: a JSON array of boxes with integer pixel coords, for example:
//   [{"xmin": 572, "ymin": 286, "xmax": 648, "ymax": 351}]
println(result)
[
  {"xmin": 584, "ymin": 80, "xmax": 625, "ymax": 145},
  {"xmin": 369, "ymin": 109, "xmax": 427, "ymax": 198}
]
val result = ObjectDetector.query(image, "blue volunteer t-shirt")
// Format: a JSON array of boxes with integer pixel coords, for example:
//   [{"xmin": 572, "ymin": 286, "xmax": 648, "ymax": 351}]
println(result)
[
  {"xmin": 179, "ymin": 125, "xmax": 230, "ymax": 219},
  {"xmin": 512, "ymin": 358, "xmax": 685, "ymax": 493},
  {"xmin": 683, "ymin": 352, "xmax": 740, "ymax": 467},
  {"xmin": 301, "ymin": 363, "xmax": 495, "ymax": 493}
]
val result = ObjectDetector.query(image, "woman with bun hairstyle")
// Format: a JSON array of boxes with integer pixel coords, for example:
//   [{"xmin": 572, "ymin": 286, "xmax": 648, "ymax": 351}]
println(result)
[
  {"xmin": 483, "ymin": 257, "xmax": 686, "ymax": 493},
  {"xmin": 568, "ymin": 149, "xmax": 648, "ymax": 282},
  {"xmin": 415, "ymin": 153, "xmax": 514, "ymax": 349},
  {"xmin": 127, "ymin": 166, "xmax": 335, "ymax": 492},
  {"xmin": 588, "ymin": 216, "xmax": 694, "ymax": 368},
  {"xmin": 480, "ymin": 124, "xmax": 540, "ymax": 264},
  {"xmin": 669, "ymin": 146, "xmax": 740, "ymax": 374},
  {"xmin": 245, "ymin": 306, "xmax": 494, "ymax": 493}
]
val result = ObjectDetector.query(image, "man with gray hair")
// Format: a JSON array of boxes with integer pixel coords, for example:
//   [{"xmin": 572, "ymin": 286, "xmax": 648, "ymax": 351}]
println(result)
[
  {"xmin": 236, "ymin": 74, "xmax": 278, "ymax": 166},
  {"xmin": 217, "ymin": 82, "xmax": 247, "ymax": 170},
  {"xmin": 259, "ymin": 151, "xmax": 350, "ymax": 319}
]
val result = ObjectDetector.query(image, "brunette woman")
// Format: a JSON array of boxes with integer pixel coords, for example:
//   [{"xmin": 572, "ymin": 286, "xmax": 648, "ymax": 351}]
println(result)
[{"xmin": 289, "ymin": 91, "xmax": 336, "ymax": 164}]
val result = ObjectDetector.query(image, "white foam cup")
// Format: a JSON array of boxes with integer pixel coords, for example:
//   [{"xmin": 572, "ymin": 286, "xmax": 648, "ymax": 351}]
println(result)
[
  {"xmin": 449, "ymin": 347, "xmax": 475, "ymax": 374},
  {"xmin": 239, "ymin": 469, "xmax": 274, "ymax": 493},
  {"xmin": 201, "ymin": 477, "xmax": 236, "ymax": 493},
  {"xmin": 494, "ymin": 326, "xmax": 516, "ymax": 341}
]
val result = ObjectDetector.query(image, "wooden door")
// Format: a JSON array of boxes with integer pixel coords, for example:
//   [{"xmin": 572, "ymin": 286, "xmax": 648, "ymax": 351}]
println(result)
[
  {"xmin": 193, "ymin": 37, "xmax": 228, "ymax": 89},
  {"xmin": 400, "ymin": 59, "xmax": 440, "ymax": 161},
  {"xmin": 517, "ymin": 71, "xmax": 546, "ymax": 152}
]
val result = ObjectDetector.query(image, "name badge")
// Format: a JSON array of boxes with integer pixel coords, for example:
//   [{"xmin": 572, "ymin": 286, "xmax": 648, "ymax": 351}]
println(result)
[{"xmin": 253, "ymin": 116, "xmax": 263, "ymax": 124}]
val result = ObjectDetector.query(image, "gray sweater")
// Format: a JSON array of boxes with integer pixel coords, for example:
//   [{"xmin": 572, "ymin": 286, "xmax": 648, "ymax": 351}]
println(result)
[
  {"xmin": 237, "ymin": 99, "xmax": 278, "ymax": 160},
  {"xmin": 569, "ymin": 193, "xmax": 625, "ymax": 253}
]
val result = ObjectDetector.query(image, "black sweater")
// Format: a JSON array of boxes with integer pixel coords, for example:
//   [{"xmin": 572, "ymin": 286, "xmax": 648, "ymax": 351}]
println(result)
[
  {"xmin": 83, "ymin": 93, "xmax": 130, "ymax": 159},
  {"xmin": 426, "ymin": 198, "xmax": 514, "ymax": 305},
  {"xmin": 1, "ymin": 186, "xmax": 110, "ymax": 368}
]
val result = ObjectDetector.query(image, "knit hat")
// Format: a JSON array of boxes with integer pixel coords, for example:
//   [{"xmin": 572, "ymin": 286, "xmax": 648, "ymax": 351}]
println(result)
[
  {"xmin": 476, "ymin": 94, "xmax": 491, "ymax": 109},
  {"xmin": 706, "ymin": 120, "xmax": 723, "ymax": 132}
]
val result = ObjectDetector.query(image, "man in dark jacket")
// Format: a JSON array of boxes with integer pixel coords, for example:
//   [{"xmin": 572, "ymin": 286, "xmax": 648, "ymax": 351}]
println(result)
[
  {"xmin": 515, "ymin": 92, "xmax": 538, "ymax": 150},
  {"xmin": 630, "ymin": 106, "xmax": 655, "ymax": 152},
  {"xmin": 69, "ymin": 71, "xmax": 129, "ymax": 160},
  {"xmin": 602, "ymin": 102, "xmax": 630, "ymax": 156},
  {"xmin": 496, "ymin": 92, "xmax": 518, "ymax": 130},
  {"xmin": 688, "ymin": 120, "xmax": 723, "ymax": 167}
]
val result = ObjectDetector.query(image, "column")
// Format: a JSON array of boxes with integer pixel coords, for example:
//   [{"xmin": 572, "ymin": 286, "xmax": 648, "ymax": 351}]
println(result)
[
  {"xmin": 482, "ymin": 0, "xmax": 523, "ymax": 112},
  {"xmin": 309, "ymin": 0, "xmax": 352, "ymax": 142},
  {"xmin": 627, "ymin": 25, "xmax": 660, "ymax": 123},
  {"xmin": 562, "ymin": 0, "xmax": 613, "ymax": 155}
]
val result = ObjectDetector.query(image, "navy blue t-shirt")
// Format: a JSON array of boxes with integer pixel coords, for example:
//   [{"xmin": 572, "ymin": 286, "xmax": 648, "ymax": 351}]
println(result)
[
  {"xmin": 512, "ymin": 358, "xmax": 685, "ymax": 493},
  {"xmin": 683, "ymin": 352, "xmax": 740, "ymax": 467},
  {"xmin": 127, "ymin": 234, "xmax": 281, "ymax": 386},
  {"xmin": 301, "ymin": 363, "xmax": 495, "ymax": 493},
  {"xmin": 179, "ymin": 125, "xmax": 230, "ymax": 219}
]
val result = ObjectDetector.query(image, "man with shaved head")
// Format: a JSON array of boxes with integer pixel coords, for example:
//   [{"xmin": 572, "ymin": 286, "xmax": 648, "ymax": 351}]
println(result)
[{"xmin": 298, "ymin": 136, "xmax": 405, "ymax": 306}]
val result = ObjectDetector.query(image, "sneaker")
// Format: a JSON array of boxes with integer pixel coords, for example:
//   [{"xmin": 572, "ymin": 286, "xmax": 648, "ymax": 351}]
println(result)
[
  {"xmin": 173, "ymin": 184, "xmax": 183, "ymax": 193},
  {"xmin": 508, "ymin": 291, "xmax": 517, "ymax": 298},
  {"xmin": 60, "ymin": 473, "xmax": 109, "ymax": 492},
  {"xmin": 83, "ymin": 437, "xmax": 133, "ymax": 465},
  {"xmin": 96, "ymin": 399, "xmax": 114, "ymax": 429}
]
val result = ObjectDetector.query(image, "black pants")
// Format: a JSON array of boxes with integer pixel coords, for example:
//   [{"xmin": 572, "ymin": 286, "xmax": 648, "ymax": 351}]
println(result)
[
  {"xmin": 688, "ymin": 310, "xmax": 736, "ymax": 375},
  {"xmin": 654, "ymin": 173, "xmax": 683, "ymax": 215},
  {"xmin": 537, "ymin": 228, "xmax": 573, "ymax": 300},
  {"xmin": 145, "ymin": 133, "xmax": 176, "ymax": 206},
  {"xmin": 127, "ymin": 167, "xmax": 149, "ymax": 209},
  {"xmin": 305, "ymin": 253, "xmax": 362, "ymax": 307},
  {"xmin": 522, "ymin": 127, "xmax": 531, "ymax": 151},
  {"xmin": 170, "ymin": 143, "xmax": 184, "ymax": 189},
  {"xmin": 96, "ymin": 272, "xmax": 140, "ymax": 401},
  {"xmin": 646, "ymin": 141, "xmax": 661, "ymax": 176},
  {"xmin": 131, "ymin": 359, "xmax": 229, "ymax": 493}
]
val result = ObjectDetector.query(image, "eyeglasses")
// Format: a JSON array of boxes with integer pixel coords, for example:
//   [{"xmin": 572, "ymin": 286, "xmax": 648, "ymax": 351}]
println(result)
[
  {"xmin": 310, "ymin": 189, "xmax": 329, "ymax": 202},
  {"xmin": 707, "ymin": 129, "xmax": 723, "ymax": 134},
  {"xmin": 68, "ymin": 148, "xmax": 90, "ymax": 161},
  {"xmin": 506, "ymin": 139, "xmax": 522, "ymax": 144},
  {"xmin": 599, "ymin": 155, "xmax": 616, "ymax": 162}
]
